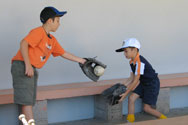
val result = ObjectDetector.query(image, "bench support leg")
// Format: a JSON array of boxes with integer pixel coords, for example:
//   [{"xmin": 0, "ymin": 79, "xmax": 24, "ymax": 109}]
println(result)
[
  {"xmin": 156, "ymin": 88, "xmax": 170, "ymax": 114},
  {"xmin": 94, "ymin": 95, "xmax": 123, "ymax": 121},
  {"xmin": 33, "ymin": 100, "xmax": 48, "ymax": 125}
]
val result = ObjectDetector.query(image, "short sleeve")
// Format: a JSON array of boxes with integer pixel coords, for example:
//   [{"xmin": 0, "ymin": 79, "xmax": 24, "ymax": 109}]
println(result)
[
  {"xmin": 52, "ymin": 37, "xmax": 65, "ymax": 57},
  {"xmin": 135, "ymin": 62, "xmax": 145, "ymax": 75},
  {"xmin": 24, "ymin": 27, "xmax": 43, "ymax": 47}
]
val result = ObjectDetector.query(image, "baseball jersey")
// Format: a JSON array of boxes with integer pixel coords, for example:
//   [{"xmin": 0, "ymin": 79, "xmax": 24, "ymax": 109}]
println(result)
[
  {"xmin": 130, "ymin": 53, "xmax": 158, "ymax": 83},
  {"xmin": 12, "ymin": 26, "xmax": 65, "ymax": 68}
]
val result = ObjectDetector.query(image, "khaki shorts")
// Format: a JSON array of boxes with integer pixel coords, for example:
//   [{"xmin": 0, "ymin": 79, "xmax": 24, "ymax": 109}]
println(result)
[{"xmin": 11, "ymin": 61, "xmax": 38, "ymax": 105}]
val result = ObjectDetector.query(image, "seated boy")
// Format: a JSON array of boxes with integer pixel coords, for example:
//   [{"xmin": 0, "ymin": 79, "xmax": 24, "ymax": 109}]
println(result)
[{"xmin": 115, "ymin": 38, "xmax": 167, "ymax": 123}]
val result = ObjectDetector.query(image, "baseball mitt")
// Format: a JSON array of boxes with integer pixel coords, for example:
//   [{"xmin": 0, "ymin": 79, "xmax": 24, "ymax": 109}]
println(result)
[
  {"xmin": 79, "ymin": 57, "xmax": 107, "ymax": 82},
  {"xmin": 102, "ymin": 83, "xmax": 127, "ymax": 105}
]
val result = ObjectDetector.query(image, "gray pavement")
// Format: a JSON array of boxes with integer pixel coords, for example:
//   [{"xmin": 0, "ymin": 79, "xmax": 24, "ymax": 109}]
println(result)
[{"xmin": 50, "ymin": 107, "xmax": 188, "ymax": 125}]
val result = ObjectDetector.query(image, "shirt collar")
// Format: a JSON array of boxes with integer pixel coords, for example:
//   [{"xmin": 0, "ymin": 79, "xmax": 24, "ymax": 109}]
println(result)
[
  {"xmin": 41, "ymin": 26, "xmax": 52, "ymax": 39},
  {"xmin": 129, "ymin": 52, "xmax": 140, "ymax": 65}
]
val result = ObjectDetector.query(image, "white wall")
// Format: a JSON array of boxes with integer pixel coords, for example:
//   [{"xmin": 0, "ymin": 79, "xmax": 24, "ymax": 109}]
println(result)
[
  {"xmin": 170, "ymin": 86, "xmax": 188, "ymax": 109},
  {"xmin": 0, "ymin": 104, "xmax": 19, "ymax": 125},
  {"xmin": 48, "ymin": 96, "xmax": 94, "ymax": 123},
  {"xmin": 1, "ymin": 0, "xmax": 188, "ymax": 89}
]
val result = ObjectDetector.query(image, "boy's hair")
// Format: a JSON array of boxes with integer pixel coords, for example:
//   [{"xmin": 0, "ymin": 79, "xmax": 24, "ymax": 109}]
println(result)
[
  {"xmin": 40, "ymin": 6, "xmax": 67, "ymax": 24},
  {"xmin": 44, "ymin": 15, "xmax": 63, "ymax": 24},
  {"xmin": 129, "ymin": 47, "xmax": 139, "ymax": 52},
  {"xmin": 49, "ymin": 16, "xmax": 57, "ymax": 23}
]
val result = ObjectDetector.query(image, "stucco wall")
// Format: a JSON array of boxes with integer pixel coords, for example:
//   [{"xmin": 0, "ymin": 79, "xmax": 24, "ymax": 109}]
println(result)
[{"xmin": 0, "ymin": 0, "xmax": 188, "ymax": 89}]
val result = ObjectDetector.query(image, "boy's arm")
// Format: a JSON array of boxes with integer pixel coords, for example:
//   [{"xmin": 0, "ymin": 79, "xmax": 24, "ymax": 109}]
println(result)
[
  {"xmin": 61, "ymin": 51, "xmax": 86, "ymax": 64},
  {"xmin": 119, "ymin": 74, "xmax": 140, "ymax": 102},
  {"xmin": 20, "ymin": 39, "xmax": 34, "ymax": 77},
  {"xmin": 123, "ymin": 72, "xmax": 134, "ymax": 86}
]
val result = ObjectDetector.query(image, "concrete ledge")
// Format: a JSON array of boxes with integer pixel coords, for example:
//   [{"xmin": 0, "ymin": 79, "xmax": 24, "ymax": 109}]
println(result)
[
  {"xmin": 122, "ymin": 115, "xmax": 188, "ymax": 125},
  {"xmin": 0, "ymin": 72, "xmax": 188, "ymax": 105},
  {"xmin": 0, "ymin": 73, "xmax": 188, "ymax": 124},
  {"xmin": 0, "ymin": 89, "xmax": 13, "ymax": 105}
]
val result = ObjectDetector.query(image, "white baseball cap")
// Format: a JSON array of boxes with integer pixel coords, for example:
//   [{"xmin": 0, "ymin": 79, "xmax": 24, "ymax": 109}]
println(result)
[{"xmin": 115, "ymin": 38, "xmax": 141, "ymax": 52}]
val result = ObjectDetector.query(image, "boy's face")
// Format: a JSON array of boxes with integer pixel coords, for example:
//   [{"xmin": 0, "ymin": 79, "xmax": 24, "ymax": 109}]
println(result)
[
  {"xmin": 49, "ymin": 17, "xmax": 60, "ymax": 32},
  {"xmin": 123, "ymin": 48, "xmax": 136, "ymax": 59}
]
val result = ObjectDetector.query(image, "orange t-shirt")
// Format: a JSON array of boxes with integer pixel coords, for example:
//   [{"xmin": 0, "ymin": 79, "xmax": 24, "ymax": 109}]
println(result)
[{"xmin": 12, "ymin": 26, "xmax": 65, "ymax": 68}]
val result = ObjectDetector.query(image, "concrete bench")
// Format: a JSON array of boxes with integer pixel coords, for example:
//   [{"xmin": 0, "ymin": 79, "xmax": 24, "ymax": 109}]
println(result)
[{"xmin": 0, "ymin": 72, "xmax": 188, "ymax": 124}]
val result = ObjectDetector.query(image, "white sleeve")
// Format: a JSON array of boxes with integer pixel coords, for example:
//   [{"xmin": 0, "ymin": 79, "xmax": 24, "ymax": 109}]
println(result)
[{"xmin": 135, "ymin": 62, "xmax": 145, "ymax": 75}]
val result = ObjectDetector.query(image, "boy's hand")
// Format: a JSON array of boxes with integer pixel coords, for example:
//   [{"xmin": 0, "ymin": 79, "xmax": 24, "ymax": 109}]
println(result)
[
  {"xmin": 25, "ymin": 64, "xmax": 34, "ymax": 77},
  {"xmin": 81, "ymin": 58, "xmax": 86, "ymax": 65},
  {"xmin": 119, "ymin": 93, "xmax": 127, "ymax": 102}
]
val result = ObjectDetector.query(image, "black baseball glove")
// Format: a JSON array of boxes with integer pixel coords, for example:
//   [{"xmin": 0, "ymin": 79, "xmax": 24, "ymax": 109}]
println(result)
[
  {"xmin": 79, "ymin": 57, "xmax": 107, "ymax": 82},
  {"xmin": 102, "ymin": 83, "xmax": 127, "ymax": 105}
]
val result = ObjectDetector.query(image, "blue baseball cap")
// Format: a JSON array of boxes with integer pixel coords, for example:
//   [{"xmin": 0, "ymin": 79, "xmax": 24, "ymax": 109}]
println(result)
[{"xmin": 40, "ymin": 6, "xmax": 67, "ymax": 24}]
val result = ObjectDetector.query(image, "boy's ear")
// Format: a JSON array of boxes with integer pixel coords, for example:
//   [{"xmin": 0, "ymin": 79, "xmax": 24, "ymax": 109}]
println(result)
[{"xmin": 46, "ymin": 18, "xmax": 53, "ymax": 24}]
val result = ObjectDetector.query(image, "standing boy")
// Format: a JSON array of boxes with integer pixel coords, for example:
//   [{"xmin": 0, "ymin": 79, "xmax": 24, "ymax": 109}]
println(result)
[
  {"xmin": 115, "ymin": 38, "xmax": 167, "ymax": 123},
  {"xmin": 11, "ymin": 6, "xmax": 86, "ymax": 123}
]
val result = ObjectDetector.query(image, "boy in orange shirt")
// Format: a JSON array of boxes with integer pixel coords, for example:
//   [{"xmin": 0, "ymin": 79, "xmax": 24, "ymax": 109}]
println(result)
[{"xmin": 11, "ymin": 6, "xmax": 86, "ymax": 123}]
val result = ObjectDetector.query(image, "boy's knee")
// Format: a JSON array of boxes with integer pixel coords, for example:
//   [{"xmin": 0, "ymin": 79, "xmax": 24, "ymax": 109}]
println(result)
[
  {"xmin": 143, "ymin": 105, "xmax": 151, "ymax": 113},
  {"xmin": 128, "ymin": 94, "xmax": 136, "ymax": 103}
]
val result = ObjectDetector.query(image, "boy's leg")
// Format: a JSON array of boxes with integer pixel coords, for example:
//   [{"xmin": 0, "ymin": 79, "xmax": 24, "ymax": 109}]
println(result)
[
  {"xmin": 143, "ymin": 104, "xmax": 167, "ymax": 119},
  {"xmin": 127, "ymin": 83, "xmax": 143, "ymax": 123},
  {"xmin": 143, "ymin": 104, "xmax": 161, "ymax": 117},
  {"xmin": 11, "ymin": 61, "xmax": 38, "ymax": 123},
  {"xmin": 142, "ymin": 78, "xmax": 167, "ymax": 119},
  {"xmin": 22, "ymin": 105, "xmax": 34, "ymax": 121},
  {"xmin": 128, "ymin": 93, "xmax": 140, "ymax": 114},
  {"xmin": 127, "ymin": 93, "xmax": 140, "ymax": 123},
  {"xmin": 22, "ymin": 67, "xmax": 38, "ymax": 122}
]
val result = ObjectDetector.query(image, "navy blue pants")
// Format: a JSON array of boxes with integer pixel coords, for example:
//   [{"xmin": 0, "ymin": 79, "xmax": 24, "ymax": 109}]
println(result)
[{"xmin": 133, "ymin": 77, "xmax": 160, "ymax": 106}]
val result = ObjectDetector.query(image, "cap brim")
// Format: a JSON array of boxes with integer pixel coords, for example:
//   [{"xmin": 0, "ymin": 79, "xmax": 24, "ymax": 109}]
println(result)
[
  {"xmin": 56, "ymin": 11, "xmax": 67, "ymax": 17},
  {"xmin": 115, "ymin": 48, "xmax": 124, "ymax": 52}
]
